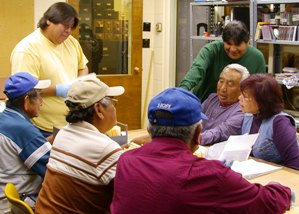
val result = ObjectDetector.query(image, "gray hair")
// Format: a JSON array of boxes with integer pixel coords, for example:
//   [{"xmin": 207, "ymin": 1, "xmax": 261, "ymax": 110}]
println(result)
[
  {"xmin": 147, "ymin": 122, "xmax": 200, "ymax": 143},
  {"xmin": 221, "ymin": 63, "xmax": 250, "ymax": 81}
]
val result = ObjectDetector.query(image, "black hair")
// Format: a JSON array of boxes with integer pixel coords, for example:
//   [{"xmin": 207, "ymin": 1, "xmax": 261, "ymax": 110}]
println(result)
[
  {"xmin": 222, "ymin": 20, "xmax": 250, "ymax": 45},
  {"xmin": 65, "ymin": 97, "xmax": 110, "ymax": 123},
  {"xmin": 38, "ymin": 2, "xmax": 79, "ymax": 30},
  {"xmin": 65, "ymin": 103, "xmax": 95, "ymax": 123}
]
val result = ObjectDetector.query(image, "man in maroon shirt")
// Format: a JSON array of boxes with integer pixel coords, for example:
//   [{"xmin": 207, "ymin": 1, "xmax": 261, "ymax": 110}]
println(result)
[{"xmin": 111, "ymin": 87, "xmax": 293, "ymax": 214}]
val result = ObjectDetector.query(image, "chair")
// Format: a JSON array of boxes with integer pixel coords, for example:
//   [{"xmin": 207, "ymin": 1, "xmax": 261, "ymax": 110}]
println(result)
[{"xmin": 4, "ymin": 183, "xmax": 34, "ymax": 214}]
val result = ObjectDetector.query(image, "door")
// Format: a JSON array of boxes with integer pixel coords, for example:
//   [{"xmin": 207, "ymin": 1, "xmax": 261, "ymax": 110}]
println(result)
[{"xmin": 69, "ymin": 0, "xmax": 142, "ymax": 130}]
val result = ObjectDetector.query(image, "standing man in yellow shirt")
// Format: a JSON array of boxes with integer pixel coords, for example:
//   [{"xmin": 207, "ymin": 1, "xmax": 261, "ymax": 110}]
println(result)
[{"xmin": 11, "ymin": 2, "xmax": 88, "ymax": 139}]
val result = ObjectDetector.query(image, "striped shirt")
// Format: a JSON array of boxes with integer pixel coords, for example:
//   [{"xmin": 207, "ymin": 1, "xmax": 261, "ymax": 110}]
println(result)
[{"xmin": 35, "ymin": 121, "xmax": 123, "ymax": 213}]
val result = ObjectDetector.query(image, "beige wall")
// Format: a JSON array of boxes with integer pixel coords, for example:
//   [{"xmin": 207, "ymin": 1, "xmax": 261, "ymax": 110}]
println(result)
[
  {"xmin": 0, "ymin": 0, "xmax": 34, "ymax": 78},
  {"xmin": 0, "ymin": 0, "xmax": 63, "ymax": 78},
  {"xmin": 141, "ymin": 0, "xmax": 176, "ymax": 127}
]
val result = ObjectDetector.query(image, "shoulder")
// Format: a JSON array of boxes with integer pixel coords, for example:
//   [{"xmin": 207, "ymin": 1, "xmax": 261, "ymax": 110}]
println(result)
[
  {"xmin": 13, "ymin": 29, "xmax": 41, "ymax": 49},
  {"xmin": 273, "ymin": 114, "xmax": 296, "ymax": 127},
  {"xmin": 202, "ymin": 41, "xmax": 224, "ymax": 53},
  {"xmin": 203, "ymin": 93, "xmax": 218, "ymax": 103},
  {"xmin": 247, "ymin": 45, "xmax": 264, "ymax": 57},
  {"xmin": 11, "ymin": 30, "xmax": 45, "ymax": 59}
]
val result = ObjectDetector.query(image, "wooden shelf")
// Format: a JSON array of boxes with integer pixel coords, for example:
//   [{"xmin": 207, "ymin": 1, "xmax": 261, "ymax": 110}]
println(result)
[{"xmin": 256, "ymin": 39, "xmax": 299, "ymax": 46}]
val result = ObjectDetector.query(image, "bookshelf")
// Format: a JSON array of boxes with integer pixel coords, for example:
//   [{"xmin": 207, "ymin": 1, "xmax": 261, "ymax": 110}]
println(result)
[
  {"xmin": 252, "ymin": 0, "xmax": 299, "ymax": 122},
  {"xmin": 253, "ymin": 0, "xmax": 299, "ymax": 73}
]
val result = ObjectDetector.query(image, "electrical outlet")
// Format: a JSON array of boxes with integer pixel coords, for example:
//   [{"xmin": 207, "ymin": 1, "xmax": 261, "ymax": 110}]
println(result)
[
  {"xmin": 142, "ymin": 39, "xmax": 150, "ymax": 48},
  {"xmin": 143, "ymin": 22, "xmax": 151, "ymax": 32}
]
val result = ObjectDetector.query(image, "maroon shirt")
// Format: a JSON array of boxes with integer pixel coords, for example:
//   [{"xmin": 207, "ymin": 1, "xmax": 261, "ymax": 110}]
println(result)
[{"xmin": 111, "ymin": 137, "xmax": 291, "ymax": 214}]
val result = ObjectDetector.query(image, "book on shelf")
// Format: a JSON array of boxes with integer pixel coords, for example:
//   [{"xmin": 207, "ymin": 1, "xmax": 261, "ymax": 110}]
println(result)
[
  {"xmin": 261, "ymin": 25, "xmax": 274, "ymax": 41},
  {"xmin": 278, "ymin": 25, "xmax": 297, "ymax": 41},
  {"xmin": 257, "ymin": 24, "xmax": 298, "ymax": 42},
  {"xmin": 255, "ymin": 22, "xmax": 270, "ymax": 40}
]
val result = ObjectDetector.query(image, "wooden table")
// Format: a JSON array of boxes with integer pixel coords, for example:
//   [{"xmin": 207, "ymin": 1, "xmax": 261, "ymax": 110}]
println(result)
[
  {"xmin": 250, "ymin": 166, "xmax": 299, "ymax": 213},
  {"xmin": 127, "ymin": 129, "xmax": 299, "ymax": 213}
]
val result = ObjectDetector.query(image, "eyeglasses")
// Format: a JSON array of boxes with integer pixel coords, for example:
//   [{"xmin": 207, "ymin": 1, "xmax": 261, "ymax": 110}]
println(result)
[
  {"xmin": 104, "ymin": 97, "xmax": 118, "ymax": 106},
  {"xmin": 105, "ymin": 97, "xmax": 118, "ymax": 106},
  {"xmin": 98, "ymin": 97, "xmax": 118, "ymax": 107},
  {"xmin": 63, "ymin": 21, "xmax": 75, "ymax": 29}
]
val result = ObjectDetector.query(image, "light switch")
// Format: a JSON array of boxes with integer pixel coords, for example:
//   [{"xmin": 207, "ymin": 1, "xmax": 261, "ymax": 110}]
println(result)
[{"xmin": 156, "ymin": 23, "xmax": 162, "ymax": 32}]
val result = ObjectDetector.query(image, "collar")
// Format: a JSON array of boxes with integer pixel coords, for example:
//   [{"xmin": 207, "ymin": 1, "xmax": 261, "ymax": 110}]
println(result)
[{"xmin": 5, "ymin": 107, "xmax": 30, "ymax": 122}]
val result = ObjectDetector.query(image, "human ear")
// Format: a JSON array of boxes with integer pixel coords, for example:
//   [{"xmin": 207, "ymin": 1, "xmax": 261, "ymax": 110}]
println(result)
[
  {"xmin": 190, "ymin": 124, "xmax": 202, "ymax": 153},
  {"xmin": 23, "ymin": 95, "xmax": 30, "ymax": 111},
  {"xmin": 94, "ymin": 103, "xmax": 104, "ymax": 119},
  {"xmin": 193, "ymin": 124, "xmax": 202, "ymax": 145}
]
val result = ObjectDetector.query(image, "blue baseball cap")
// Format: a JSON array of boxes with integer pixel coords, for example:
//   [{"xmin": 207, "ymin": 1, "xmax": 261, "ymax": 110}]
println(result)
[
  {"xmin": 148, "ymin": 88, "xmax": 208, "ymax": 126},
  {"xmin": 4, "ymin": 72, "xmax": 51, "ymax": 99}
]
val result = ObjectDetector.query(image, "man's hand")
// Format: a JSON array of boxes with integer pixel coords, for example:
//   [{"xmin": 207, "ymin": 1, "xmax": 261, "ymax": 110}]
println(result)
[{"xmin": 131, "ymin": 134, "xmax": 151, "ymax": 146}]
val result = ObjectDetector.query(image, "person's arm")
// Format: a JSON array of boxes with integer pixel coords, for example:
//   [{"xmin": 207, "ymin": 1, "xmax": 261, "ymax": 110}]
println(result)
[
  {"xmin": 273, "ymin": 116, "xmax": 299, "ymax": 170},
  {"xmin": 22, "ymin": 136, "xmax": 51, "ymax": 177},
  {"xmin": 201, "ymin": 105, "xmax": 244, "ymax": 146},
  {"xmin": 215, "ymin": 163, "xmax": 291, "ymax": 213},
  {"xmin": 179, "ymin": 43, "xmax": 214, "ymax": 91},
  {"xmin": 130, "ymin": 134, "xmax": 151, "ymax": 145},
  {"xmin": 41, "ymin": 67, "xmax": 88, "ymax": 97},
  {"xmin": 78, "ymin": 67, "xmax": 89, "ymax": 76}
]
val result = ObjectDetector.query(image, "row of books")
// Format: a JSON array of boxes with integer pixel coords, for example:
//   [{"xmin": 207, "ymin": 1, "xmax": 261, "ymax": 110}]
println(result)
[
  {"xmin": 261, "ymin": 11, "xmax": 299, "ymax": 26},
  {"xmin": 255, "ymin": 22, "xmax": 299, "ymax": 41}
]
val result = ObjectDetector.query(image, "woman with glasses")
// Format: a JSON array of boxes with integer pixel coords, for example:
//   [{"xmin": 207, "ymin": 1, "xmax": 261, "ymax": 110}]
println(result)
[{"xmin": 239, "ymin": 73, "xmax": 299, "ymax": 170}]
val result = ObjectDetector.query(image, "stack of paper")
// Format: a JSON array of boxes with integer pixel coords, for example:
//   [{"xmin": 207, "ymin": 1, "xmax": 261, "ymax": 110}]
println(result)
[{"xmin": 231, "ymin": 159, "xmax": 282, "ymax": 179}]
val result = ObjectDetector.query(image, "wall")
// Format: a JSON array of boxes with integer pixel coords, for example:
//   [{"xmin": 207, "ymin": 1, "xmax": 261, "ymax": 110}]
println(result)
[
  {"xmin": 141, "ymin": 0, "xmax": 176, "ymax": 127},
  {"xmin": 0, "ymin": 0, "xmax": 63, "ymax": 78},
  {"xmin": 34, "ymin": 0, "xmax": 63, "ymax": 28},
  {"xmin": 0, "ymin": 0, "xmax": 34, "ymax": 78}
]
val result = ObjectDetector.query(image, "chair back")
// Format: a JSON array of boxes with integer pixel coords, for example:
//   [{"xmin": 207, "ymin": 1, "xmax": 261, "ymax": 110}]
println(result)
[{"xmin": 4, "ymin": 183, "xmax": 34, "ymax": 214}]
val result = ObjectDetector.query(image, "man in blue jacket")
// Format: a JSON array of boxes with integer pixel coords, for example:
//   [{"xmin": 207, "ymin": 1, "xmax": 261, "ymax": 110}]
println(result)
[{"xmin": 0, "ymin": 72, "xmax": 51, "ymax": 212}]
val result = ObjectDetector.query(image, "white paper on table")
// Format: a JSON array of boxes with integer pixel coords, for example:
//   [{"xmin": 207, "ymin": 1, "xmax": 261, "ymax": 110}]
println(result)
[
  {"xmin": 231, "ymin": 159, "xmax": 282, "ymax": 179},
  {"xmin": 218, "ymin": 133, "xmax": 259, "ymax": 162}
]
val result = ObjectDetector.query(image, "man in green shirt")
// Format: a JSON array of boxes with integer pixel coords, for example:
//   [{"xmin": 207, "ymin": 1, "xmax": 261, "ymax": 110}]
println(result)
[{"xmin": 180, "ymin": 20, "xmax": 266, "ymax": 102}]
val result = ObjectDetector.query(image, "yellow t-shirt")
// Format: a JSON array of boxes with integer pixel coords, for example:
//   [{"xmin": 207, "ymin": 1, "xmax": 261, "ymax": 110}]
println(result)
[{"xmin": 11, "ymin": 28, "xmax": 88, "ymax": 132}]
